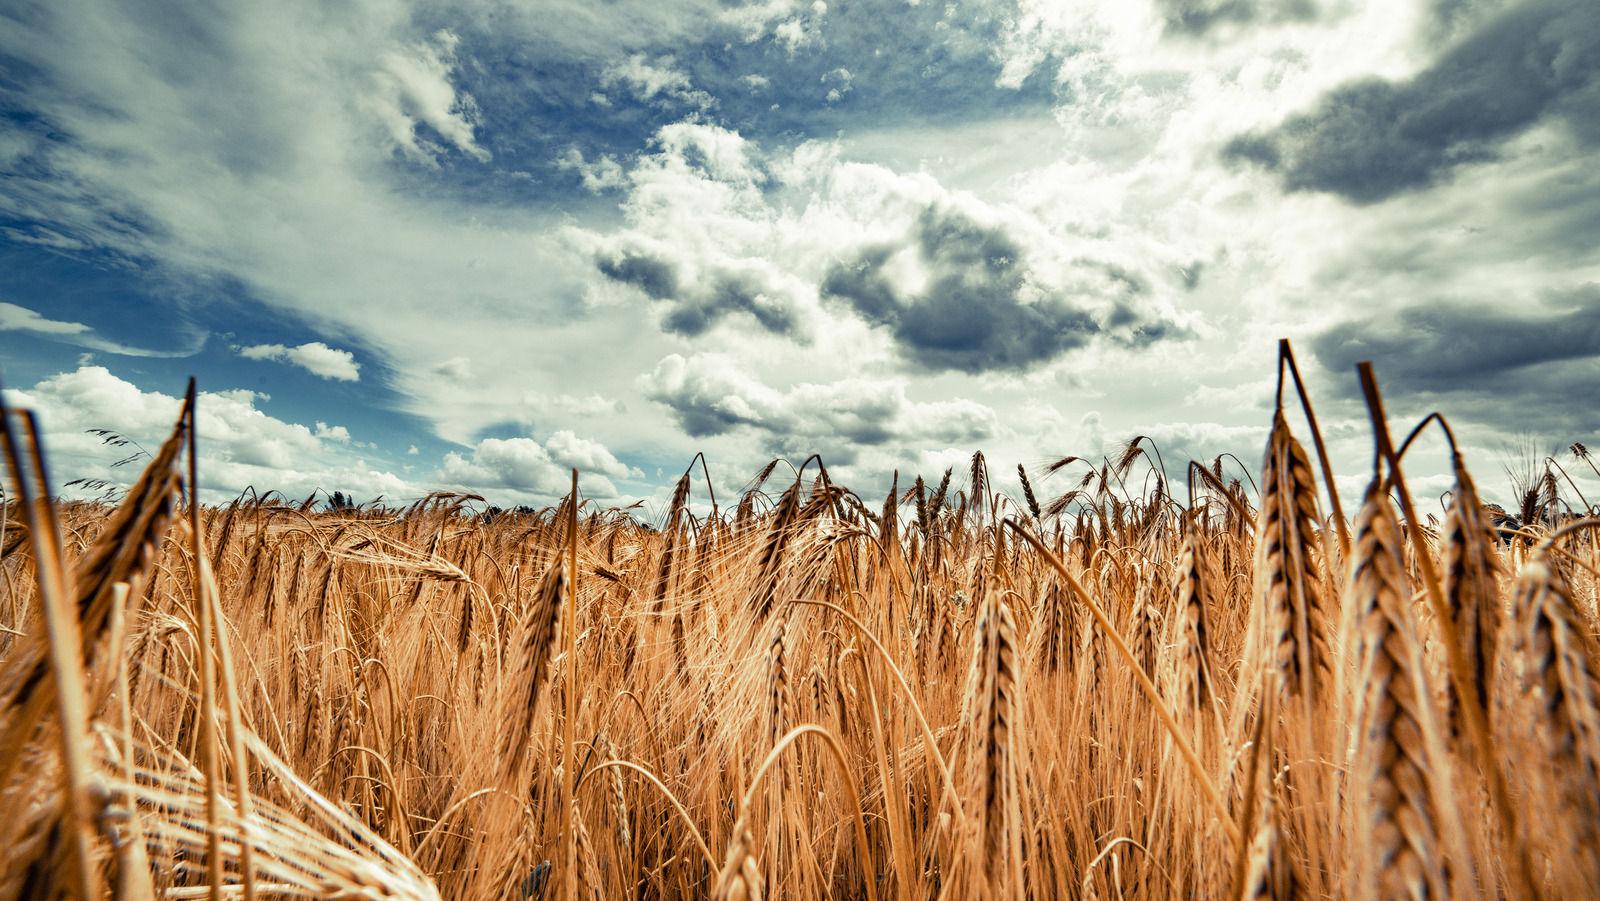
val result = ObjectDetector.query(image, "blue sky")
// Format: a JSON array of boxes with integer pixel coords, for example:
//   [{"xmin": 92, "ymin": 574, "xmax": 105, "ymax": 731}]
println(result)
[{"xmin": 2, "ymin": 0, "xmax": 1598, "ymax": 510}]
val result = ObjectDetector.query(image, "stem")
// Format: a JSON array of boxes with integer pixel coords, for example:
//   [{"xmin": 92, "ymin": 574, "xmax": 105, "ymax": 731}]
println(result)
[
  {"xmin": 0, "ymin": 397, "xmax": 96, "ymax": 901},
  {"xmin": 563, "ymin": 469, "xmax": 580, "ymax": 901}
]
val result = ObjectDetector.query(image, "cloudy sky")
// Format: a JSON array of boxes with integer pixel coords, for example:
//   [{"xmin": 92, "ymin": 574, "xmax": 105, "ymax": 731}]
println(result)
[{"xmin": 2, "ymin": 0, "xmax": 1597, "ymax": 511}]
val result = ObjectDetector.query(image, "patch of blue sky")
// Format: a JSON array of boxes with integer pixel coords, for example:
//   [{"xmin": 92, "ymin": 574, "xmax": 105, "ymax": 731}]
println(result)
[
  {"xmin": 0, "ymin": 235, "xmax": 451, "ymax": 468},
  {"xmin": 411, "ymin": 1, "xmax": 1066, "ymax": 205}
]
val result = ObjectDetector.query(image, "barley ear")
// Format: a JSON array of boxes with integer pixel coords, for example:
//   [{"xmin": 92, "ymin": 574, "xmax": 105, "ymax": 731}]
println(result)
[
  {"xmin": 1498, "ymin": 548, "xmax": 1600, "ymax": 897},
  {"xmin": 496, "ymin": 557, "xmax": 565, "ymax": 786},
  {"xmin": 1249, "ymin": 410, "xmax": 1333, "ymax": 733},
  {"xmin": 711, "ymin": 817, "xmax": 764, "ymax": 901},
  {"xmin": 958, "ymin": 589, "xmax": 1025, "ymax": 900},
  {"xmin": 1440, "ymin": 454, "xmax": 1501, "ymax": 751}
]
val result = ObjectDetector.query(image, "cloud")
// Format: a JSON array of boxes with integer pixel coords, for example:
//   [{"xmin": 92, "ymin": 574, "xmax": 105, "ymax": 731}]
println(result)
[
  {"xmin": 1223, "ymin": 0, "xmax": 1600, "ymax": 203},
  {"xmin": 315, "ymin": 422, "xmax": 352, "ymax": 442},
  {"xmin": 0, "ymin": 302, "xmax": 90, "ymax": 335},
  {"xmin": 240, "ymin": 342, "xmax": 361, "ymax": 382},
  {"xmin": 1312, "ymin": 287, "xmax": 1600, "ymax": 389},
  {"xmin": 556, "ymin": 146, "xmax": 627, "ymax": 192},
  {"xmin": 641, "ymin": 353, "xmax": 999, "ymax": 449},
  {"xmin": 584, "ymin": 123, "xmax": 1185, "ymax": 372},
  {"xmin": 821, "ymin": 202, "xmax": 1181, "ymax": 373},
  {"xmin": 3, "ymin": 366, "xmax": 415, "ymax": 502},
  {"xmin": 0, "ymin": 300, "xmax": 204, "ymax": 357},
  {"xmin": 1153, "ymin": 0, "xmax": 1325, "ymax": 38},
  {"xmin": 1310, "ymin": 285, "xmax": 1600, "ymax": 432},
  {"xmin": 433, "ymin": 356, "xmax": 472, "ymax": 382},
  {"xmin": 1139, "ymin": 420, "xmax": 1272, "ymax": 471},
  {"xmin": 544, "ymin": 429, "xmax": 638, "ymax": 479},
  {"xmin": 439, "ymin": 430, "xmax": 633, "ymax": 498},
  {"xmin": 368, "ymin": 29, "xmax": 491, "ymax": 164},
  {"xmin": 599, "ymin": 54, "xmax": 715, "ymax": 110},
  {"xmin": 583, "ymin": 122, "xmax": 813, "ymax": 339}
]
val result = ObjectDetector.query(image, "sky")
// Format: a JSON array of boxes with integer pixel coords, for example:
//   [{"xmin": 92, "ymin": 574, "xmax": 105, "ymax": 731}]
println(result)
[{"xmin": 2, "ymin": 0, "xmax": 1598, "ymax": 514}]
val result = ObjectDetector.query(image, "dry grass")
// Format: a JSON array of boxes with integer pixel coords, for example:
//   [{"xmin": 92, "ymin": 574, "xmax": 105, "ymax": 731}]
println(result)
[{"xmin": 3, "ymin": 350, "xmax": 1600, "ymax": 900}]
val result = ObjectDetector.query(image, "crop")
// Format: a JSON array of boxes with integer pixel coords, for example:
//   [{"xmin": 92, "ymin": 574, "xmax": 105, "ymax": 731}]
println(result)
[{"xmin": 1, "ymin": 344, "xmax": 1596, "ymax": 900}]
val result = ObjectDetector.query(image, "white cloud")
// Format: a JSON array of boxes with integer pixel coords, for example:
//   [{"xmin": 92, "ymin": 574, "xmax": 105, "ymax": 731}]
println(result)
[
  {"xmin": 432, "ymin": 356, "xmax": 472, "ymax": 382},
  {"xmin": 368, "ymin": 29, "xmax": 490, "ymax": 164},
  {"xmin": 240, "ymin": 342, "xmax": 361, "ymax": 382},
  {"xmin": 641, "ymin": 353, "xmax": 1000, "ymax": 447},
  {"xmin": 315, "ymin": 422, "xmax": 352, "ymax": 442},
  {"xmin": 544, "ymin": 429, "xmax": 637, "ymax": 479},
  {"xmin": 2, "ymin": 366, "xmax": 416, "ymax": 503},
  {"xmin": 600, "ymin": 54, "xmax": 714, "ymax": 110},
  {"xmin": 0, "ymin": 303, "xmax": 203, "ymax": 357},
  {"xmin": 556, "ymin": 146, "xmax": 628, "ymax": 192},
  {"xmin": 438, "ymin": 429, "xmax": 638, "ymax": 499},
  {"xmin": 0, "ymin": 302, "xmax": 90, "ymax": 335}
]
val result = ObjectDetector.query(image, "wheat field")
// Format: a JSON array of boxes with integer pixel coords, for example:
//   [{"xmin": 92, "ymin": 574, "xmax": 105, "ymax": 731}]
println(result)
[{"xmin": 1, "ymin": 348, "xmax": 1598, "ymax": 900}]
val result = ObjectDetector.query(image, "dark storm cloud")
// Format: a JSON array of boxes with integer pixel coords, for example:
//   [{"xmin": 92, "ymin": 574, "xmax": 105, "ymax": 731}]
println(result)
[
  {"xmin": 1311, "ymin": 286, "xmax": 1600, "ymax": 432},
  {"xmin": 821, "ymin": 206, "xmax": 1179, "ymax": 373},
  {"xmin": 659, "ymin": 268, "xmax": 800, "ymax": 338},
  {"xmin": 594, "ymin": 246, "xmax": 802, "ymax": 338},
  {"xmin": 1154, "ymin": 0, "xmax": 1321, "ymax": 38},
  {"xmin": 596, "ymin": 249, "xmax": 678, "ymax": 300},
  {"xmin": 1223, "ymin": 0, "xmax": 1600, "ymax": 204}
]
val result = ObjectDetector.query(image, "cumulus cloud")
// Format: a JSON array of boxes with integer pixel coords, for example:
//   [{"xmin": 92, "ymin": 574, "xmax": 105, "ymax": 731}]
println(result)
[
  {"xmin": 544, "ymin": 429, "xmax": 638, "ymax": 479},
  {"xmin": 583, "ymin": 122, "xmax": 814, "ymax": 339},
  {"xmin": 239, "ymin": 342, "xmax": 361, "ymax": 382},
  {"xmin": 440, "ymin": 429, "xmax": 633, "ymax": 498},
  {"xmin": 641, "ymin": 353, "xmax": 999, "ymax": 450},
  {"xmin": 1139, "ymin": 420, "xmax": 1272, "ymax": 472},
  {"xmin": 1223, "ymin": 0, "xmax": 1600, "ymax": 203},
  {"xmin": 3, "ymin": 366, "xmax": 414, "ymax": 502},
  {"xmin": 556, "ymin": 146, "xmax": 627, "ymax": 192},
  {"xmin": 584, "ymin": 123, "xmax": 1185, "ymax": 372},
  {"xmin": 315, "ymin": 422, "xmax": 352, "ymax": 442}
]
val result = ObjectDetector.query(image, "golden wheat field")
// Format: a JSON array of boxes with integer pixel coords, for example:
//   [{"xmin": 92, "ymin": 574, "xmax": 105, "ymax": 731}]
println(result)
[{"xmin": 2, "ymin": 350, "xmax": 1598, "ymax": 901}]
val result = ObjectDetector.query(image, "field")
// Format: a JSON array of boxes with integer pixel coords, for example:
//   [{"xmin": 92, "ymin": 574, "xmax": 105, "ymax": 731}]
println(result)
[{"xmin": 1, "ymin": 354, "xmax": 1598, "ymax": 901}]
